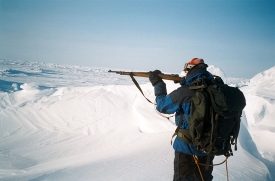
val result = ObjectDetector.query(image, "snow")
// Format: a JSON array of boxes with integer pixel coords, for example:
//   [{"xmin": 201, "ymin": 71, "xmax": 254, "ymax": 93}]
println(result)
[{"xmin": 0, "ymin": 60, "xmax": 274, "ymax": 181}]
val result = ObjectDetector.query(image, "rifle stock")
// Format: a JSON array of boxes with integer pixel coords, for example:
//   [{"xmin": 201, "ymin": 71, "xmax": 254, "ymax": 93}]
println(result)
[{"xmin": 108, "ymin": 70, "xmax": 183, "ymax": 82}]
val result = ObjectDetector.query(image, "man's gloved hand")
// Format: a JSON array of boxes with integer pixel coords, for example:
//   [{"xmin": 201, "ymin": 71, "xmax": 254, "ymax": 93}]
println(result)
[{"xmin": 148, "ymin": 70, "xmax": 163, "ymax": 86}]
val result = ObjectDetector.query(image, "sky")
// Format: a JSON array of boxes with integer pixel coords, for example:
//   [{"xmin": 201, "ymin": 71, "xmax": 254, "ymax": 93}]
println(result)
[{"xmin": 0, "ymin": 0, "xmax": 275, "ymax": 78}]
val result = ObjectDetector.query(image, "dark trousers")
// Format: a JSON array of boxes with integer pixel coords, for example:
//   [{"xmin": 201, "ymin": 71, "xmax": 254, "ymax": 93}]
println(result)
[{"xmin": 173, "ymin": 151, "xmax": 214, "ymax": 181}]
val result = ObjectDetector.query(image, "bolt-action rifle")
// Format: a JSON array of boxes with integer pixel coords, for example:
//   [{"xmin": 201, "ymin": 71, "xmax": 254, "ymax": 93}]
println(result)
[
  {"xmin": 108, "ymin": 70, "xmax": 183, "ymax": 82},
  {"xmin": 108, "ymin": 69, "xmax": 179, "ymax": 118}
]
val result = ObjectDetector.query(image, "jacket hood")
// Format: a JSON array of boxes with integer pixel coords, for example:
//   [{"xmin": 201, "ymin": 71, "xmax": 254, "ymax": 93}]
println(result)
[{"xmin": 180, "ymin": 63, "xmax": 214, "ymax": 85}]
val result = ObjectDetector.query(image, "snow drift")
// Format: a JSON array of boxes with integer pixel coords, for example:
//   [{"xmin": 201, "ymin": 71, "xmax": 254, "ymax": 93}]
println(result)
[{"xmin": 0, "ymin": 60, "xmax": 274, "ymax": 181}]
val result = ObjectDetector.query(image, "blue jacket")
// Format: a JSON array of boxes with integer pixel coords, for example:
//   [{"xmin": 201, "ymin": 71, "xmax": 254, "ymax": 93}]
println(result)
[{"xmin": 154, "ymin": 64, "xmax": 214, "ymax": 156}]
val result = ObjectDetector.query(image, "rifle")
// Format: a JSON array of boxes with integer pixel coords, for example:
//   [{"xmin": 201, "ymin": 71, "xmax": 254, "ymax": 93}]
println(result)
[
  {"xmin": 108, "ymin": 69, "xmax": 178, "ymax": 119},
  {"xmin": 108, "ymin": 70, "xmax": 183, "ymax": 82}
]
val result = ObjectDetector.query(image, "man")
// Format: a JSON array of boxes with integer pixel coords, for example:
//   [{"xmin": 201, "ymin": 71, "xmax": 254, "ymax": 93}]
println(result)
[{"xmin": 149, "ymin": 58, "xmax": 215, "ymax": 181}]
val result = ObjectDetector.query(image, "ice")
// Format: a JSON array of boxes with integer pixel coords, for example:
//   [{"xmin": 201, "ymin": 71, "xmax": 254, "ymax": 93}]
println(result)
[{"xmin": 0, "ymin": 60, "xmax": 274, "ymax": 181}]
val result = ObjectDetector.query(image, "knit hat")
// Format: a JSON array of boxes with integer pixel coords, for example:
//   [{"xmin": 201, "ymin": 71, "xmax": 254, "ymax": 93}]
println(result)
[{"xmin": 184, "ymin": 58, "xmax": 204, "ymax": 71}]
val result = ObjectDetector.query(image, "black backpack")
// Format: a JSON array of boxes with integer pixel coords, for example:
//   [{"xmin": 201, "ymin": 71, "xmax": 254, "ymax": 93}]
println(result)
[{"xmin": 173, "ymin": 76, "xmax": 246, "ymax": 157}]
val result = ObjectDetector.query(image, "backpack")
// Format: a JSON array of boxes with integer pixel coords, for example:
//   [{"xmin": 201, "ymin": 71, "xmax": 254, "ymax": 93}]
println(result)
[{"xmin": 174, "ymin": 76, "xmax": 246, "ymax": 157}]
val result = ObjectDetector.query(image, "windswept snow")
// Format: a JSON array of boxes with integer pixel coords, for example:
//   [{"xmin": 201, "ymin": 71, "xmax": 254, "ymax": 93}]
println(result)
[
  {"xmin": 240, "ymin": 66, "xmax": 275, "ymax": 179},
  {"xmin": 0, "ymin": 60, "xmax": 274, "ymax": 181},
  {"xmin": 207, "ymin": 65, "xmax": 226, "ymax": 80}
]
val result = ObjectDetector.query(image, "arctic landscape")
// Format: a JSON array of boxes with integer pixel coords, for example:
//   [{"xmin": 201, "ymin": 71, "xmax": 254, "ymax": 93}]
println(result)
[{"xmin": 0, "ymin": 59, "xmax": 274, "ymax": 181}]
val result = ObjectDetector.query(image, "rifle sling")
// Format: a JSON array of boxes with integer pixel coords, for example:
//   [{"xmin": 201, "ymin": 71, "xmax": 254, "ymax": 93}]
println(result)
[{"xmin": 129, "ymin": 73, "xmax": 155, "ymax": 105}]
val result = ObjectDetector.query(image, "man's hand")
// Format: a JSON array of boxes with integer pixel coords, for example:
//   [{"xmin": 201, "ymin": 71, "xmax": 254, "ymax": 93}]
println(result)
[{"xmin": 149, "ymin": 70, "xmax": 163, "ymax": 86}]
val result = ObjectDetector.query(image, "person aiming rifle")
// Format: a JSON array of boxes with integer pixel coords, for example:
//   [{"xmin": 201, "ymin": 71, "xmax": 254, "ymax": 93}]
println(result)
[
  {"xmin": 109, "ymin": 59, "xmax": 214, "ymax": 180},
  {"xmin": 147, "ymin": 58, "xmax": 215, "ymax": 181},
  {"xmin": 109, "ymin": 58, "xmax": 240, "ymax": 181}
]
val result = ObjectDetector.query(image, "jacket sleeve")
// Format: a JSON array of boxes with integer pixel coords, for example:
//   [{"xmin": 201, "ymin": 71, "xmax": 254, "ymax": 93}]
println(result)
[
  {"xmin": 154, "ymin": 82, "xmax": 194, "ymax": 115},
  {"xmin": 153, "ymin": 81, "xmax": 167, "ymax": 96},
  {"xmin": 155, "ymin": 94, "xmax": 180, "ymax": 114},
  {"xmin": 153, "ymin": 81, "xmax": 180, "ymax": 114}
]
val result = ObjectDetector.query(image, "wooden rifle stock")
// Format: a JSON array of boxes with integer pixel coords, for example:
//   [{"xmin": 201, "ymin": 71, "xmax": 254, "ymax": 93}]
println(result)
[{"xmin": 108, "ymin": 70, "xmax": 183, "ymax": 82}]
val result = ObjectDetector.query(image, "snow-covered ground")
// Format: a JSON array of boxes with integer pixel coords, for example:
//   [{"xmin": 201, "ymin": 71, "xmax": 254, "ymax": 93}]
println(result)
[{"xmin": 0, "ymin": 60, "xmax": 274, "ymax": 181}]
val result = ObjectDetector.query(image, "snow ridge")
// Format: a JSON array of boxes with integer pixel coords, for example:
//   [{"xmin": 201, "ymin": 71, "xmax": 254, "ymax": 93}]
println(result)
[{"xmin": 0, "ymin": 60, "xmax": 274, "ymax": 181}]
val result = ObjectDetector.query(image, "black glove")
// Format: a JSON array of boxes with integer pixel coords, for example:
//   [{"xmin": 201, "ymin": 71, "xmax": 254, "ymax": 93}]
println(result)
[{"xmin": 148, "ymin": 70, "xmax": 163, "ymax": 86}]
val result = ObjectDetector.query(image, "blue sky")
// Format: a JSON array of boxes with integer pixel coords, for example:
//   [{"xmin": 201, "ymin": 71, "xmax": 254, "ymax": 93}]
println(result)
[{"xmin": 1, "ymin": 0, "xmax": 274, "ymax": 78}]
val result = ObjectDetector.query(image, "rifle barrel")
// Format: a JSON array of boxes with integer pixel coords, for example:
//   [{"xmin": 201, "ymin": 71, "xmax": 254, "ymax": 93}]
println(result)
[{"xmin": 108, "ymin": 70, "xmax": 183, "ymax": 82}]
